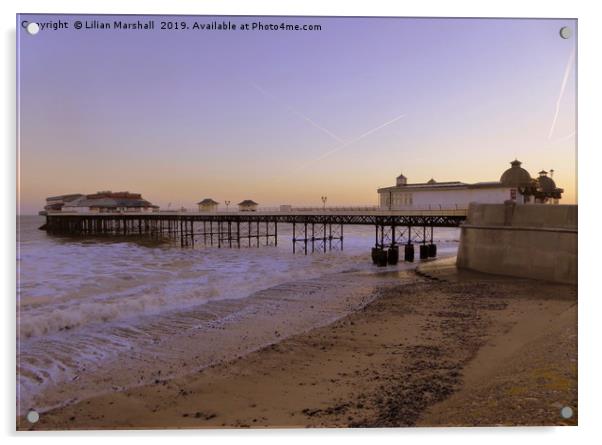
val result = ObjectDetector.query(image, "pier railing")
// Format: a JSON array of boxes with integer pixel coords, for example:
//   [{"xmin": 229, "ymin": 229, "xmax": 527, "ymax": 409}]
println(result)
[{"xmin": 53, "ymin": 208, "xmax": 468, "ymax": 217}]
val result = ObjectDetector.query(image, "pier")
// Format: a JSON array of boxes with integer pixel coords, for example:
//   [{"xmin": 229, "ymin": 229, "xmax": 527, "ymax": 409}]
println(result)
[{"xmin": 41, "ymin": 209, "xmax": 467, "ymax": 264}]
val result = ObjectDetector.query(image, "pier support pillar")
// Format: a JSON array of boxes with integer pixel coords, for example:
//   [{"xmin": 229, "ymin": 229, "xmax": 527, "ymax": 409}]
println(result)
[{"xmin": 404, "ymin": 244, "xmax": 415, "ymax": 262}]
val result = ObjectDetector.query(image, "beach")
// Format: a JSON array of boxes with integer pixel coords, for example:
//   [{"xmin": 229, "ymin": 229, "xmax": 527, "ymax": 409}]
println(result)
[{"xmin": 20, "ymin": 257, "xmax": 577, "ymax": 429}]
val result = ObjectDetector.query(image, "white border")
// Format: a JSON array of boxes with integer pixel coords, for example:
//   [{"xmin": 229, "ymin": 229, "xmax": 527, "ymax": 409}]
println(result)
[{"xmin": 3, "ymin": 1, "xmax": 600, "ymax": 444}]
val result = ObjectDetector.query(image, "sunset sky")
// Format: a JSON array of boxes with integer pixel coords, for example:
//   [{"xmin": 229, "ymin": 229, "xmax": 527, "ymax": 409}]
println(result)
[{"xmin": 17, "ymin": 15, "xmax": 576, "ymax": 213}]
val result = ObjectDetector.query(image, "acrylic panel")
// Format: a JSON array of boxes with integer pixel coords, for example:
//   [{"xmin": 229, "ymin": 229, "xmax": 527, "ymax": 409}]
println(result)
[{"xmin": 16, "ymin": 14, "xmax": 577, "ymax": 430}]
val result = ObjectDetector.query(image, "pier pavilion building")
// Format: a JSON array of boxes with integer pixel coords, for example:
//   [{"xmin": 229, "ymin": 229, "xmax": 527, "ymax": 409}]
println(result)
[
  {"xmin": 197, "ymin": 198, "xmax": 219, "ymax": 212},
  {"xmin": 377, "ymin": 160, "xmax": 563, "ymax": 210},
  {"xmin": 46, "ymin": 191, "xmax": 158, "ymax": 214},
  {"xmin": 238, "ymin": 200, "xmax": 259, "ymax": 212}
]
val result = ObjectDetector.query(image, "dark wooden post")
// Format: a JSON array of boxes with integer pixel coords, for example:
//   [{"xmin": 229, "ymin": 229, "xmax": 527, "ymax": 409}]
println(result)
[
  {"xmin": 375, "ymin": 224, "xmax": 379, "ymax": 248},
  {"xmin": 304, "ymin": 222, "xmax": 308, "ymax": 255},
  {"xmin": 179, "ymin": 218, "xmax": 183, "ymax": 246},
  {"xmin": 191, "ymin": 219, "xmax": 194, "ymax": 246}
]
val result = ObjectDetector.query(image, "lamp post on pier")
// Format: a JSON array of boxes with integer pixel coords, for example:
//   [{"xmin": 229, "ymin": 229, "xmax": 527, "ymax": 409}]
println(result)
[
  {"xmin": 321, "ymin": 196, "xmax": 327, "ymax": 210},
  {"xmin": 225, "ymin": 200, "xmax": 231, "ymax": 212}
]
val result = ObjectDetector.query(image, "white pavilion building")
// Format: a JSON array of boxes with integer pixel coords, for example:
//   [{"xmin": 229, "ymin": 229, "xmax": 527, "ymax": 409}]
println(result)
[{"xmin": 377, "ymin": 160, "xmax": 563, "ymax": 210}]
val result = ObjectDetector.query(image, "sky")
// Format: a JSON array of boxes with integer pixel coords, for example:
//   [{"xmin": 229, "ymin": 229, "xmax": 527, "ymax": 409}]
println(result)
[{"xmin": 17, "ymin": 15, "xmax": 577, "ymax": 213}]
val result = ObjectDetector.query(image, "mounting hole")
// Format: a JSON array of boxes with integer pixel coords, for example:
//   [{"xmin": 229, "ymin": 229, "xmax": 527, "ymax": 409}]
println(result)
[
  {"xmin": 26, "ymin": 22, "xmax": 40, "ymax": 35},
  {"xmin": 26, "ymin": 410, "xmax": 40, "ymax": 423},
  {"xmin": 559, "ymin": 26, "xmax": 572, "ymax": 39},
  {"xmin": 560, "ymin": 406, "xmax": 573, "ymax": 419}
]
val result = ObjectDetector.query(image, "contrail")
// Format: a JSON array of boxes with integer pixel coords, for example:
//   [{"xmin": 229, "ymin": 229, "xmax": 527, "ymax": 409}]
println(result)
[
  {"xmin": 548, "ymin": 48, "xmax": 575, "ymax": 140},
  {"xmin": 295, "ymin": 112, "xmax": 407, "ymax": 170},
  {"xmin": 250, "ymin": 82, "xmax": 345, "ymax": 143},
  {"xmin": 550, "ymin": 131, "xmax": 576, "ymax": 144}
]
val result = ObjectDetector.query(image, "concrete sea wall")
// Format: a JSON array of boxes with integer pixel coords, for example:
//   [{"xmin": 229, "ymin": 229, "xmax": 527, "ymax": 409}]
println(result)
[{"xmin": 457, "ymin": 203, "xmax": 577, "ymax": 284}]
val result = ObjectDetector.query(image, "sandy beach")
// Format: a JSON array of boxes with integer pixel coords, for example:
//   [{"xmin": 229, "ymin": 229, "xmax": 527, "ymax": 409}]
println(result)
[{"xmin": 19, "ymin": 258, "xmax": 577, "ymax": 430}]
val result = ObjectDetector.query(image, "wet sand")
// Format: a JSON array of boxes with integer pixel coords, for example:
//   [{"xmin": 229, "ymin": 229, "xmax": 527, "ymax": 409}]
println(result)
[{"xmin": 19, "ymin": 258, "xmax": 577, "ymax": 429}]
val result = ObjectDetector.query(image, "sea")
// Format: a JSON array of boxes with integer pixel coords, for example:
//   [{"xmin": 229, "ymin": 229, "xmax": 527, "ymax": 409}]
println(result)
[{"xmin": 16, "ymin": 215, "xmax": 460, "ymax": 416}]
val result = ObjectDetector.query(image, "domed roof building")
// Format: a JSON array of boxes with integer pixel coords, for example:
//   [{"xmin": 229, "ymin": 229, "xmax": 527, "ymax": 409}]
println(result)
[
  {"xmin": 534, "ymin": 170, "xmax": 563, "ymax": 202},
  {"xmin": 377, "ymin": 159, "xmax": 564, "ymax": 210},
  {"xmin": 536, "ymin": 170, "xmax": 556, "ymax": 193},
  {"xmin": 500, "ymin": 159, "xmax": 533, "ymax": 189}
]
